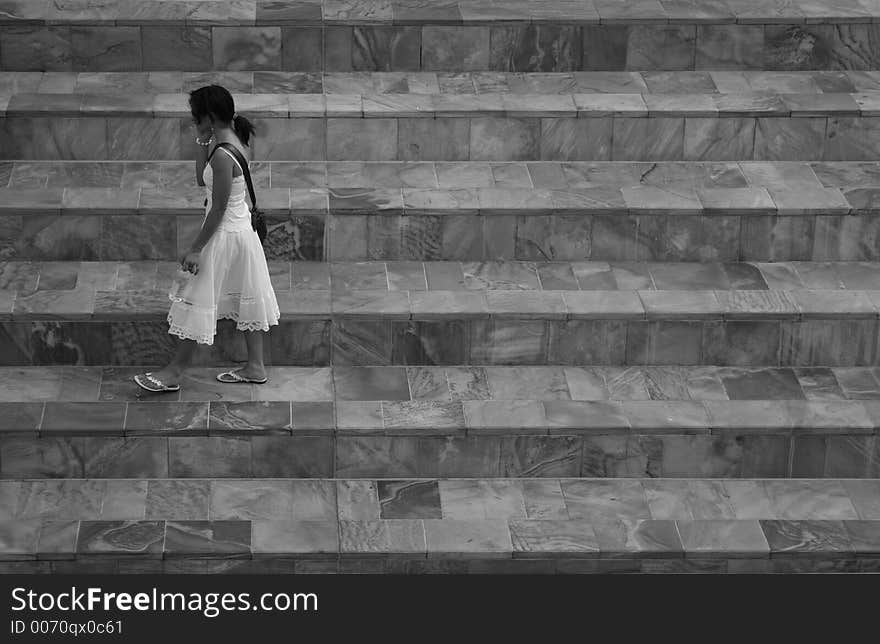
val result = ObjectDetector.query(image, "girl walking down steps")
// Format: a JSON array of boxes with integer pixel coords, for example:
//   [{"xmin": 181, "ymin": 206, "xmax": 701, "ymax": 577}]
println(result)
[{"xmin": 135, "ymin": 85, "xmax": 280, "ymax": 393}]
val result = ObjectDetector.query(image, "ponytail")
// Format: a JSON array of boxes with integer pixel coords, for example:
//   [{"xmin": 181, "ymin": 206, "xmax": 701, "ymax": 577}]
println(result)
[{"xmin": 232, "ymin": 114, "xmax": 256, "ymax": 146}]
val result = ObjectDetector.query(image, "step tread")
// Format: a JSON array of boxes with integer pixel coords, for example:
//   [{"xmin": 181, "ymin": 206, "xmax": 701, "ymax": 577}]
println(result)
[
  {"xmin": 3, "ymin": 71, "xmax": 880, "ymax": 97},
  {"xmin": 4, "ymin": 364, "xmax": 880, "ymax": 403},
  {"xmin": 3, "ymin": 88, "xmax": 878, "ymax": 118},
  {"xmin": 1, "ymin": 478, "xmax": 878, "ymax": 561},
  {"xmin": 1, "ymin": 364, "xmax": 879, "ymax": 435},
  {"xmin": 3, "ymin": 1, "xmax": 878, "ymax": 26},
  {"xmin": 1, "ymin": 160, "xmax": 878, "ymax": 214},
  {"xmin": 2, "ymin": 260, "xmax": 880, "ymax": 320}
]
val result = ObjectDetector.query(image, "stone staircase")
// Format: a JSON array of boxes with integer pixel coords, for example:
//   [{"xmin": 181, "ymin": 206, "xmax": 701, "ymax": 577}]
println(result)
[{"xmin": 1, "ymin": 1, "xmax": 880, "ymax": 573}]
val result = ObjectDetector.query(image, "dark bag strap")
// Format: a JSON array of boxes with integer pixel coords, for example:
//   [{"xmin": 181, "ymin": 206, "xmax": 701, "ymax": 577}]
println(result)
[{"xmin": 206, "ymin": 142, "xmax": 259, "ymax": 212}]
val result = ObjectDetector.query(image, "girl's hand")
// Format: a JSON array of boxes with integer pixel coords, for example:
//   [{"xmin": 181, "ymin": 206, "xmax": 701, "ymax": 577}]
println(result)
[{"xmin": 180, "ymin": 251, "xmax": 201, "ymax": 275}]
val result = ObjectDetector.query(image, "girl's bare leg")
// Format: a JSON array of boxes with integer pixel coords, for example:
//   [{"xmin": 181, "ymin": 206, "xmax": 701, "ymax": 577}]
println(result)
[
  {"xmin": 238, "ymin": 329, "xmax": 267, "ymax": 381},
  {"xmin": 149, "ymin": 338, "xmax": 198, "ymax": 385}
]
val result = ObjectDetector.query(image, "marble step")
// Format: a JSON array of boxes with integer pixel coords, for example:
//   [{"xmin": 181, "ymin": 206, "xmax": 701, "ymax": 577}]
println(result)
[
  {"xmin": 3, "ymin": 159, "xmax": 880, "ymax": 261},
  {"xmin": 2, "ymin": 429, "xmax": 877, "ymax": 479},
  {"xmin": 2, "ymin": 91, "xmax": 880, "ymax": 162},
  {"xmin": 3, "ymin": 3, "xmax": 880, "ymax": 73},
  {"xmin": 5, "ymin": 70, "xmax": 880, "ymax": 96},
  {"xmin": 3, "ymin": 259, "xmax": 880, "ymax": 367},
  {"xmin": 1, "ymin": 478, "xmax": 879, "ymax": 574}
]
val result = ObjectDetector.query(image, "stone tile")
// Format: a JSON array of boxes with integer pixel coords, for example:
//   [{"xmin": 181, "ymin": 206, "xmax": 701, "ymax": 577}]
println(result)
[
  {"xmin": 144, "ymin": 480, "xmax": 210, "ymax": 521},
  {"xmin": 339, "ymin": 519, "xmax": 426, "ymax": 557},
  {"xmin": 677, "ymin": 520, "xmax": 769, "ymax": 558},
  {"xmin": 761, "ymin": 520, "xmax": 854, "ymax": 557},
  {"xmin": 40, "ymin": 402, "xmax": 125, "ymax": 434},
  {"xmin": 424, "ymin": 519, "xmax": 512, "ymax": 558},
  {"xmin": 164, "ymin": 521, "xmax": 251, "ymax": 558},
  {"xmin": 763, "ymin": 480, "xmax": 859, "ymax": 520},
  {"xmin": 252, "ymin": 520, "xmax": 338, "ymax": 556},
  {"xmin": 168, "ymin": 437, "xmax": 251, "ymax": 478},
  {"xmin": 510, "ymin": 520, "xmax": 599, "ymax": 557},
  {"xmin": 382, "ymin": 401, "xmax": 465, "ymax": 433},
  {"xmin": 422, "ymin": 27, "xmax": 490, "ymax": 71},
  {"xmin": 826, "ymin": 117, "xmax": 880, "ymax": 162},
  {"xmin": 720, "ymin": 367, "xmax": 804, "ymax": 400},
  {"xmin": 124, "ymin": 402, "xmax": 209, "ymax": 435},
  {"xmin": 612, "ymin": 118, "xmax": 684, "ymax": 161},
  {"xmin": 469, "ymin": 118, "xmax": 540, "ymax": 162},
  {"xmin": 490, "ymin": 25, "xmax": 583, "ymax": 73},
  {"xmin": 378, "ymin": 480, "xmax": 441, "ymax": 519},
  {"xmin": 794, "ymin": 367, "xmax": 847, "ymax": 401},
  {"xmin": 484, "ymin": 367, "xmax": 569, "ymax": 401},
  {"xmin": 685, "ymin": 118, "xmax": 756, "ymax": 162},
  {"xmin": 754, "ymin": 118, "xmax": 827, "ymax": 161},
  {"xmin": 251, "ymin": 436, "xmax": 333, "ymax": 477},
  {"xmin": 445, "ymin": 367, "xmax": 490, "ymax": 401},
  {"xmin": 540, "ymin": 118, "xmax": 612, "ymax": 161},
  {"xmin": 695, "ymin": 25, "xmax": 764, "ymax": 70},
  {"xmin": 842, "ymin": 480, "xmax": 880, "ymax": 520},
  {"xmin": 627, "ymin": 25, "xmax": 696, "ymax": 71},
  {"xmin": 77, "ymin": 521, "xmax": 164, "ymax": 557},
  {"xmin": 594, "ymin": 518, "xmax": 684, "ymax": 557},
  {"xmin": 561, "ymin": 480, "xmax": 650, "ymax": 522},
  {"xmin": 333, "ymin": 366, "xmax": 409, "ymax": 401},
  {"xmin": 463, "ymin": 400, "xmax": 545, "ymax": 433}
]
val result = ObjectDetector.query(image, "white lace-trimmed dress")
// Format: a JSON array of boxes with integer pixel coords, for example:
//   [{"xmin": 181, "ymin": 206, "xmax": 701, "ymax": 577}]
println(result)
[{"xmin": 167, "ymin": 146, "xmax": 280, "ymax": 344}]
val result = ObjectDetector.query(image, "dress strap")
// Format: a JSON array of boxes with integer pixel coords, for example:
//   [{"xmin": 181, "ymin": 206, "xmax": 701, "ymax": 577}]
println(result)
[{"xmin": 215, "ymin": 145, "xmax": 245, "ymax": 175}]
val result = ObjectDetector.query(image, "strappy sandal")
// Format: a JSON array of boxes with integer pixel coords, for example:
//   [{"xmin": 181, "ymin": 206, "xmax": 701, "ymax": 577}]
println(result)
[
  {"xmin": 133, "ymin": 372, "xmax": 181, "ymax": 393},
  {"xmin": 216, "ymin": 368, "xmax": 268, "ymax": 384}
]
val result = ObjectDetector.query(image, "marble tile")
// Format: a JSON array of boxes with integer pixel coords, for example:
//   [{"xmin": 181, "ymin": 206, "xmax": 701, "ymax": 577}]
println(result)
[
  {"xmin": 763, "ymin": 480, "xmax": 859, "ymax": 520},
  {"xmin": 70, "ymin": 26, "xmax": 141, "ymax": 72},
  {"xmin": 627, "ymin": 25, "xmax": 696, "ymax": 71},
  {"xmin": 210, "ymin": 481, "xmax": 301, "ymax": 520},
  {"xmin": 40, "ymin": 401, "xmax": 124, "ymax": 434},
  {"xmin": 77, "ymin": 520, "xmax": 164, "ymax": 557},
  {"xmin": 484, "ymin": 367, "xmax": 569, "ymax": 401},
  {"xmin": 445, "ymin": 367, "xmax": 489, "ymax": 401},
  {"xmin": 761, "ymin": 519, "xmax": 853, "ymax": 557},
  {"xmin": 469, "ymin": 118, "xmax": 540, "ymax": 162},
  {"xmin": 0, "ymin": 27, "xmax": 73, "ymax": 72},
  {"xmin": 826, "ymin": 117, "xmax": 880, "ymax": 162},
  {"xmin": 378, "ymin": 480, "xmax": 441, "ymax": 519},
  {"xmin": 677, "ymin": 520, "xmax": 769, "ymax": 557},
  {"xmin": 339, "ymin": 519, "xmax": 426, "ymax": 557},
  {"xmin": 489, "ymin": 25, "xmax": 583, "ymax": 73},
  {"xmin": 211, "ymin": 26, "xmax": 281, "ymax": 71},
  {"xmin": 540, "ymin": 118, "xmax": 612, "ymax": 162},
  {"xmin": 164, "ymin": 521, "xmax": 251, "ymax": 558},
  {"xmin": 334, "ymin": 366, "xmax": 409, "ymax": 400},
  {"xmin": 561, "ymin": 480, "xmax": 650, "ymax": 523},
  {"xmin": 501, "ymin": 435, "xmax": 582, "ymax": 480},
  {"xmin": 842, "ymin": 480, "xmax": 880, "ymax": 520},
  {"xmin": 612, "ymin": 118, "xmax": 684, "ymax": 161},
  {"xmin": 720, "ymin": 367, "xmax": 804, "ymax": 400},
  {"xmin": 251, "ymin": 118, "xmax": 325, "ymax": 161},
  {"xmin": 754, "ymin": 117, "xmax": 827, "ymax": 161},
  {"xmin": 684, "ymin": 118, "xmax": 756, "ymax": 161},
  {"xmin": 327, "ymin": 118, "xmax": 396, "ymax": 161},
  {"xmin": 779, "ymin": 319, "xmax": 877, "ymax": 367},
  {"xmin": 579, "ymin": 25, "xmax": 628, "ymax": 72},
  {"xmin": 144, "ymin": 480, "xmax": 210, "ymax": 521},
  {"xmin": 702, "ymin": 320, "xmax": 780, "ymax": 366},
  {"xmin": 397, "ymin": 118, "xmax": 469, "ymax": 161},
  {"xmin": 509, "ymin": 519, "xmax": 599, "ymax": 557},
  {"xmin": 168, "ymin": 436, "xmax": 252, "ymax": 478},
  {"xmin": 422, "ymin": 26, "xmax": 490, "ymax": 71},
  {"xmin": 696, "ymin": 25, "xmax": 763, "ymax": 70},
  {"xmin": 794, "ymin": 367, "xmax": 847, "ymax": 401},
  {"xmin": 142, "ymin": 26, "xmax": 211, "ymax": 72},
  {"xmin": 249, "ymin": 435, "xmax": 331, "ymax": 477},
  {"xmin": 424, "ymin": 519, "xmax": 512, "ymax": 558},
  {"xmin": 252, "ymin": 520, "xmax": 338, "ymax": 555}
]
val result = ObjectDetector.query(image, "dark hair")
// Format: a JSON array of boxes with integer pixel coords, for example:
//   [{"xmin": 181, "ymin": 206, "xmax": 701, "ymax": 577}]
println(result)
[{"xmin": 189, "ymin": 84, "xmax": 256, "ymax": 146}]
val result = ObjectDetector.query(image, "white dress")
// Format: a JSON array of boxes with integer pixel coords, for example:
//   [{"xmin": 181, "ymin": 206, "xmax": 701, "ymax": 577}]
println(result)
[{"xmin": 167, "ymin": 146, "xmax": 280, "ymax": 345}]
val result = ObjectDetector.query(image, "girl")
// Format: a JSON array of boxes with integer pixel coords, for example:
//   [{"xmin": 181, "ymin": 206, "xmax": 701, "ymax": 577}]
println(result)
[{"xmin": 135, "ymin": 85, "xmax": 280, "ymax": 393}]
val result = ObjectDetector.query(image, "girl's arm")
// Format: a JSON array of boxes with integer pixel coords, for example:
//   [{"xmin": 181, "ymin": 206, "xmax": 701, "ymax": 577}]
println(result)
[{"xmin": 189, "ymin": 151, "xmax": 233, "ymax": 254}]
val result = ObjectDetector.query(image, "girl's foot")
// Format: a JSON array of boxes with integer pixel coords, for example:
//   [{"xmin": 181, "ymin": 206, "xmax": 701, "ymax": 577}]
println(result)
[
  {"xmin": 216, "ymin": 366, "xmax": 267, "ymax": 384},
  {"xmin": 134, "ymin": 371, "xmax": 180, "ymax": 393}
]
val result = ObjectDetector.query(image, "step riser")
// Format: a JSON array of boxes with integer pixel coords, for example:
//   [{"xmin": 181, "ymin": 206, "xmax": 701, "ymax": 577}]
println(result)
[
  {"xmin": 2, "ymin": 318, "xmax": 879, "ymax": 367},
  {"xmin": 3, "ymin": 23, "xmax": 880, "ymax": 73},
  {"xmin": 3, "ymin": 115, "xmax": 879, "ymax": 162},
  {"xmin": 2, "ymin": 434, "xmax": 877, "ymax": 479},
  {"xmin": 11, "ymin": 559, "xmax": 879, "ymax": 575},
  {"xmin": 5, "ymin": 213, "xmax": 880, "ymax": 262}
]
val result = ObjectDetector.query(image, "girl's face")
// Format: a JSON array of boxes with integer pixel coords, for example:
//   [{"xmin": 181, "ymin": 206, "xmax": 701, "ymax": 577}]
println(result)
[{"xmin": 191, "ymin": 112, "xmax": 213, "ymax": 138}]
